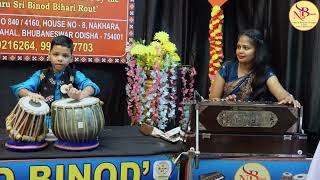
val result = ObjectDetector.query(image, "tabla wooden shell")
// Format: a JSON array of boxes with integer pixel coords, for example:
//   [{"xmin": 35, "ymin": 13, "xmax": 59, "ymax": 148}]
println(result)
[
  {"xmin": 51, "ymin": 97, "xmax": 105, "ymax": 143},
  {"xmin": 5, "ymin": 96, "xmax": 49, "ymax": 142}
]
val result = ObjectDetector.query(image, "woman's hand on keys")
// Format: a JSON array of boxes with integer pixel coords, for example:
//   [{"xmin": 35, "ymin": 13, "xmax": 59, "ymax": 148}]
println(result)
[
  {"xmin": 224, "ymin": 94, "xmax": 237, "ymax": 101},
  {"xmin": 278, "ymin": 94, "xmax": 301, "ymax": 108}
]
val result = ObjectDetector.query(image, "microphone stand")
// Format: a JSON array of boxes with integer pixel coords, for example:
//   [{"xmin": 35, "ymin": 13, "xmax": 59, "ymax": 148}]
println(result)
[
  {"xmin": 190, "ymin": 90, "xmax": 201, "ymax": 180},
  {"xmin": 174, "ymin": 91, "xmax": 202, "ymax": 180},
  {"xmin": 195, "ymin": 102, "xmax": 200, "ymax": 169},
  {"xmin": 299, "ymin": 106, "xmax": 304, "ymax": 134}
]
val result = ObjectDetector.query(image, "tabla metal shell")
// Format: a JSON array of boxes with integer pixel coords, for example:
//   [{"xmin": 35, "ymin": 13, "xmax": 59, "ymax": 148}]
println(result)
[{"xmin": 6, "ymin": 96, "xmax": 49, "ymax": 142}]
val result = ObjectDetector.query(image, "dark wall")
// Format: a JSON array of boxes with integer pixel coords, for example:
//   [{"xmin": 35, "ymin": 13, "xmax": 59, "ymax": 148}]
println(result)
[{"xmin": 0, "ymin": 61, "xmax": 129, "ymax": 128}]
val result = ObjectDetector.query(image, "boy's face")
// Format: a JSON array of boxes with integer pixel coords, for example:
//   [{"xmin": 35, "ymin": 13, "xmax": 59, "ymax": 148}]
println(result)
[{"xmin": 48, "ymin": 45, "xmax": 73, "ymax": 73}]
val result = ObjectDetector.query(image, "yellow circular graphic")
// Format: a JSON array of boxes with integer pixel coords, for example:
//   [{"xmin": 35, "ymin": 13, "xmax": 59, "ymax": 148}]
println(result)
[
  {"xmin": 156, "ymin": 161, "xmax": 170, "ymax": 175},
  {"xmin": 234, "ymin": 162, "xmax": 271, "ymax": 180},
  {"xmin": 289, "ymin": 1, "xmax": 319, "ymax": 31}
]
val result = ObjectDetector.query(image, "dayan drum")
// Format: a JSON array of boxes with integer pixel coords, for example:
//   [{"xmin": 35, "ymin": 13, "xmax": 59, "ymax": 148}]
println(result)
[
  {"xmin": 5, "ymin": 96, "xmax": 50, "ymax": 151},
  {"xmin": 51, "ymin": 97, "xmax": 105, "ymax": 150}
]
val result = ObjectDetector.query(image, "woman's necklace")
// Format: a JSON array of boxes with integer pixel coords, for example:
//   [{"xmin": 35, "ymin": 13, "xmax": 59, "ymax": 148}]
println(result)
[{"xmin": 237, "ymin": 64, "xmax": 252, "ymax": 78}]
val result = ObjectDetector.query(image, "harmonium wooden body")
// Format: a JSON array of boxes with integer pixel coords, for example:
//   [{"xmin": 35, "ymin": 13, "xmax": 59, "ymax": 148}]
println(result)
[{"xmin": 184, "ymin": 101, "xmax": 308, "ymax": 157}]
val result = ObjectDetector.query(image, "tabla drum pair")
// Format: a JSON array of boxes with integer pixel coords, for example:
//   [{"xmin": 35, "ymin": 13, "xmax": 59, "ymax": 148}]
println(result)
[
  {"xmin": 51, "ymin": 97, "xmax": 105, "ymax": 151},
  {"xmin": 5, "ymin": 96, "xmax": 105, "ymax": 151},
  {"xmin": 5, "ymin": 96, "xmax": 50, "ymax": 151}
]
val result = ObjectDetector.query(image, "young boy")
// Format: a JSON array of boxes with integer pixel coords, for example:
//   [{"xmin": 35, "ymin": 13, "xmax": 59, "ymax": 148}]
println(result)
[{"xmin": 11, "ymin": 35, "xmax": 100, "ymax": 141}]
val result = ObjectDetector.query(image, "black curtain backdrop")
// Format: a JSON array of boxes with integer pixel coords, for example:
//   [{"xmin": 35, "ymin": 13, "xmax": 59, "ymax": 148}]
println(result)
[{"xmin": 0, "ymin": 0, "xmax": 319, "ymax": 148}]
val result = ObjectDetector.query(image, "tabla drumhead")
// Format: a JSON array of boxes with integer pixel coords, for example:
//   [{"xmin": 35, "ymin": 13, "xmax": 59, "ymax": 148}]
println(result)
[
  {"xmin": 52, "ymin": 97, "xmax": 100, "ymax": 108},
  {"xmin": 18, "ymin": 96, "xmax": 50, "ymax": 115}
]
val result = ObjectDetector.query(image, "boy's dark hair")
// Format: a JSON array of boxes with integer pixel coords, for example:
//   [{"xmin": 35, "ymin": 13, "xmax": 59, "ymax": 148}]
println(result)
[{"xmin": 50, "ymin": 35, "xmax": 74, "ymax": 54}]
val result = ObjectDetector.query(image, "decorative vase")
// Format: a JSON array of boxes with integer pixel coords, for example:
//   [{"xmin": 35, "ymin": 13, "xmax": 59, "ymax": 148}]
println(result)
[
  {"xmin": 138, "ymin": 123, "xmax": 154, "ymax": 136},
  {"xmin": 144, "ymin": 69, "xmax": 153, "ymax": 91},
  {"xmin": 141, "ymin": 69, "xmax": 156, "ymax": 128}
]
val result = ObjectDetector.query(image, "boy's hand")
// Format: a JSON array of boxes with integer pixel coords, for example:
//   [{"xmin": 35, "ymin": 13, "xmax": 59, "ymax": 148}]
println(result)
[
  {"xmin": 28, "ymin": 92, "xmax": 45, "ymax": 103},
  {"xmin": 66, "ymin": 84, "xmax": 83, "ymax": 100}
]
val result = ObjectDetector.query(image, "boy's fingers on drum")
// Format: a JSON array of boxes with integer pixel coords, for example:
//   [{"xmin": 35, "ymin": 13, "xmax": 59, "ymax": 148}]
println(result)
[
  {"xmin": 29, "ymin": 93, "xmax": 39, "ymax": 102},
  {"xmin": 38, "ymin": 94, "xmax": 45, "ymax": 100},
  {"xmin": 31, "ymin": 96, "xmax": 36, "ymax": 102},
  {"xmin": 68, "ymin": 88, "xmax": 76, "ymax": 94},
  {"xmin": 67, "ymin": 88, "xmax": 81, "ymax": 100},
  {"xmin": 67, "ymin": 84, "xmax": 73, "ymax": 91},
  {"xmin": 73, "ymin": 88, "xmax": 80, "ymax": 94},
  {"xmin": 67, "ymin": 91, "xmax": 72, "ymax": 97},
  {"xmin": 32, "ymin": 96, "xmax": 39, "ymax": 103}
]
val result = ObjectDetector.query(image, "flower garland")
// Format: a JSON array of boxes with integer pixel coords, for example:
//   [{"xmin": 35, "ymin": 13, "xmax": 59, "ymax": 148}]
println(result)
[
  {"xmin": 126, "ymin": 61, "xmax": 182, "ymax": 130},
  {"xmin": 178, "ymin": 66, "xmax": 196, "ymax": 125},
  {"xmin": 126, "ymin": 59, "xmax": 197, "ymax": 130},
  {"xmin": 144, "ymin": 64, "xmax": 161, "ymax": 126},
  {"xmin": 157, "ymin": 55, "xmax": 172, "ymax": 129},
  {"xmin": 127, "ymin": 31, "xmax": 186, "ymax": 130},
  {"xmin": 125, "ymin": 59, "xmax": 146, "ymax": 125},
  {"xmin": 208, "ymin": 5, "xmax": 224, "ymax": 82},
  {"xmin": 188, "ymin": 67, "xmax": 196, "ymax": 98},
  {"xmin": 167, "ymin": 63, "xmax": 178, "ymax": 119}
]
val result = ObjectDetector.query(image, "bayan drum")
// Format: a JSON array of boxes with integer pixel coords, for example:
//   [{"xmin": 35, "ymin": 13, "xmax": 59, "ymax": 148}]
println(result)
[
  {"xmin": 5, "ymin": 96, "xmax": 50, "ymax": 151},
  {"xmin": 51, "ymin": 97, "xmax": 105, "ymax": 151}
]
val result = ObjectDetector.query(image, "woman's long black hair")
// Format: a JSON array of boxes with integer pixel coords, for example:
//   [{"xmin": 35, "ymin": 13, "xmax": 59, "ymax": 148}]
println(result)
[{"xmin": 238, "ymin": 29, "xmax": 270, "ymax": 101}]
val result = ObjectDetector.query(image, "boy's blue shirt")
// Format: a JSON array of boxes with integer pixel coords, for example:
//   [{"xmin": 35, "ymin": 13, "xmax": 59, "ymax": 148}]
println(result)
[{"xmin": 11, "ymin": 68, "xmax": 100, "ymax": 100}]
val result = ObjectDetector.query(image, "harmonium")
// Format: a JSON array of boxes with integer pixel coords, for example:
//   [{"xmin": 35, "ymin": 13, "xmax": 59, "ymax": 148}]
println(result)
[{"xmin": 184, "ymin": 100, "xmax": 308, "ymax": 157}]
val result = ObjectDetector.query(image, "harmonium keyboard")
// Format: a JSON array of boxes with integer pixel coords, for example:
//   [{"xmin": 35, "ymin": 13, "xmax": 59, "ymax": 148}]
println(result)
[{"xmin": 184, "ymin": 100, "xmax": 308, "ymax": 157}]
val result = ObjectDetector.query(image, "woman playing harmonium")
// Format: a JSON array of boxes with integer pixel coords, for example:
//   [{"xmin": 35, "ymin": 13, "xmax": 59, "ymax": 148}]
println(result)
[{"xmin": 209, "ymin": 29, "xmax": 301, "ymax": 108}]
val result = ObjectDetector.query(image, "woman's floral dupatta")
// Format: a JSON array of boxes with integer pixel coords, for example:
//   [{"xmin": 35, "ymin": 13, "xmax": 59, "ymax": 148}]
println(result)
[{"xmin": 223, "ymin": 73, "xmax": 253, "ymax": 101}]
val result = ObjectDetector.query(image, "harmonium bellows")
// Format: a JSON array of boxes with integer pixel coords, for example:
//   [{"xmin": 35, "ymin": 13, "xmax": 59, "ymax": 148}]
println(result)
[{"xmin": 190, "ymin": 101, "xmax": 300, "ymax": 134}]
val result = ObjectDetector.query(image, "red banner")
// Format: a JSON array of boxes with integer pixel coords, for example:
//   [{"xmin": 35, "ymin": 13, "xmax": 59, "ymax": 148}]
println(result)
[{"xmin": 0, "ymin": 0, "xmax": 135, "ymax": 63}]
